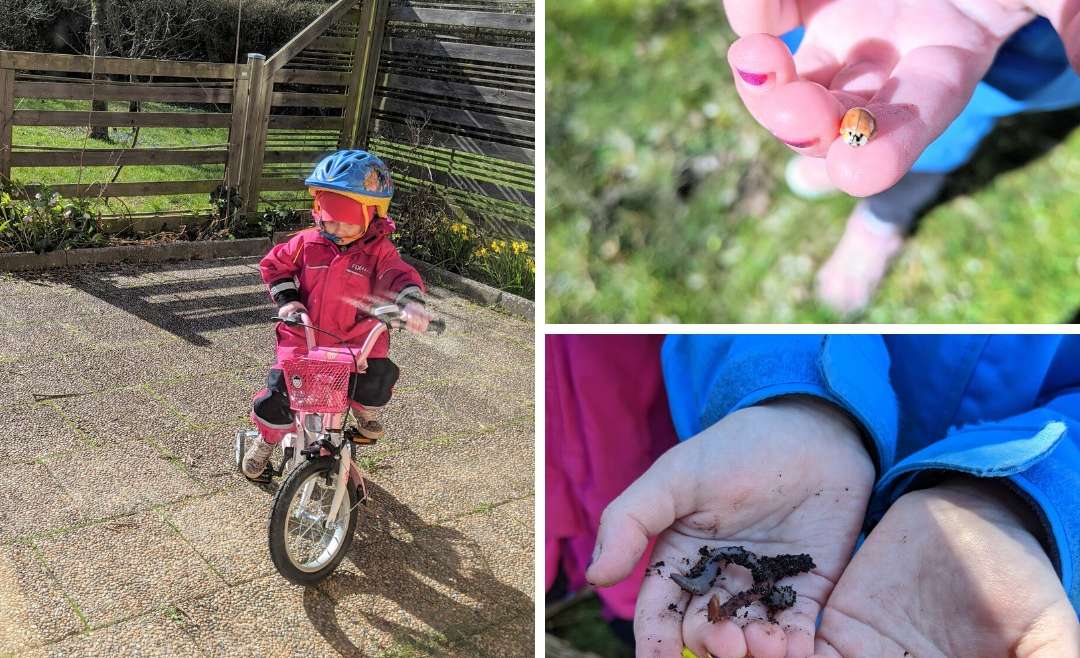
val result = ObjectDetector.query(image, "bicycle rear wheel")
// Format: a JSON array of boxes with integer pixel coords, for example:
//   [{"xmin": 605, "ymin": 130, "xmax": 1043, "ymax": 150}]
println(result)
[{"xmin": 267, "ymin": 456, "xmax": 358, "ymax": 585}]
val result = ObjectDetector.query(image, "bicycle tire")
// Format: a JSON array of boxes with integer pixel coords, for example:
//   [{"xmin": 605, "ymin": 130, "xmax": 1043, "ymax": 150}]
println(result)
[{"xmin": 267, "ymin": 456, "xmax": 358, "ymax": 585}]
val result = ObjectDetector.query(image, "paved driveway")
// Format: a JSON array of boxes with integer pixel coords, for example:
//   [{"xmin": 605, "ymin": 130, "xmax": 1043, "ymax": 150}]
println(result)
[{"xmin": 0, "ymin": 257, "xmax": 534, "ymax": 657}]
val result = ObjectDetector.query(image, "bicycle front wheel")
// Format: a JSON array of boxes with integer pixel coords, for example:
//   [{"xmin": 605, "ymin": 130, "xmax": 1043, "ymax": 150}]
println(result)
[{"xmin": 267, "ymin": 456, "xmax": 359, "ymax": 585}]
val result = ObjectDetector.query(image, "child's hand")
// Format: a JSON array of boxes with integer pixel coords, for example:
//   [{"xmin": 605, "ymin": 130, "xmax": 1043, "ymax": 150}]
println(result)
[
  {"xmin": 401, "ymin": 301, "xmax": 431, "ymax": 334},
  {"xmin": 723, "ymin": 0, "xmax": 1080, "ymax": 196},
  {"xmin": 810, "ymin": 477, "xmax": 1078, "ymax": 658},
  {"xmin": 278, "ymin": 301, "xmax": 307, "ymax": 319},
  {"xmin": 587, "ymin": 397, "xmax": 875, "ymax": 658}
]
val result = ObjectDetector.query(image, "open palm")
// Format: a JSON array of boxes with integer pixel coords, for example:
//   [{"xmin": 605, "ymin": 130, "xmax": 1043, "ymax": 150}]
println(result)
[
  {"xmin": 723, "ymin": 0, "xmax": 1080, "ymax": 196},
  {"xmin": 812, "ymin": 479, "xmax": 1079, "ymax": 658},
  {"xmin": 587, "ymin": 398, "xmax": 875, "ymax": 658}
]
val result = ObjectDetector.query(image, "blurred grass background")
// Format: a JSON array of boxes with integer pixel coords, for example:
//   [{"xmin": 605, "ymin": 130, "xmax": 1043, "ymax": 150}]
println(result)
[{"xmin": 546, "ymin": 0, "xmax": 1080, "ymax": 323}]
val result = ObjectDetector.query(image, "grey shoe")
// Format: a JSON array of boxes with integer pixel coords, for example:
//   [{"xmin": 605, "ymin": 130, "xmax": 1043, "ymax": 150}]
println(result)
[
  {"xmin": 357, "ymin": 418, "xmax": 384, "ymax": 441},
  {"xmin": 242, "ymin": 436, "xmax": 274, "ymax": 479}
]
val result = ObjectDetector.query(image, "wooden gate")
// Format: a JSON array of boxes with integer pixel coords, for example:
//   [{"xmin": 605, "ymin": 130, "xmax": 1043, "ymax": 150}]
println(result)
[{"xmin": 0, "ymin": 0, "xmax": 535, "ymax": 239}]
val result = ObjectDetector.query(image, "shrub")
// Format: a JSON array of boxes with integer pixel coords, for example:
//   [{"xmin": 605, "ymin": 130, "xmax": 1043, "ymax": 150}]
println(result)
[
  {"xmin": 0, "ymin": 184, "xmax": 105, "ymax": 253},
  {"xmin": 0, "ymin": 0, "xmax": 330, "ymax": 63}
]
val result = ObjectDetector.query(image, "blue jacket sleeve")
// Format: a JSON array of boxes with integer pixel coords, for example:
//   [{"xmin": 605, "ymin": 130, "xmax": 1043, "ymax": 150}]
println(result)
[
  {"xmin": 872, "ymin": 388, "xmax": 1080, "ymax": 611},
  {"xmin": 661, "ymin": 335, "xmax": 899, "ymax": 474}
]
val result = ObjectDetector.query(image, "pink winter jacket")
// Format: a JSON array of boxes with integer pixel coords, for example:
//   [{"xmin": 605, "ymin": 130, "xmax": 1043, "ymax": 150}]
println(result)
[{"xmin": 260, "ymin": 218, "xmax": 424, "ymax": 365}]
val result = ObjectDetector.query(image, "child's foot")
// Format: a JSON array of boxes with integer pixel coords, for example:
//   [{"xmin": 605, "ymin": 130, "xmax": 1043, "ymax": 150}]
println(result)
[
  {"xmin": 358, "ymin": 418, "xmax": 385, "ymax": 441},
  {"xmin": 785, "ymin": 156, "xmax": 838, "ymax": 199},
  {"xmin": 815, "ymin": 203, "xmax": 905, "ymax": 316},
  {"xmin": 241, "ymin": 436, "xmax": 273, "ymax": 480}
]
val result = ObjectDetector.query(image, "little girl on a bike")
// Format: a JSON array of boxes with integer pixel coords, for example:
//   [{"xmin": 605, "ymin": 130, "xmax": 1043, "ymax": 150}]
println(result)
[{"xmin": 243, "ymin": 149, "xmax": 431, "ymax": 480}]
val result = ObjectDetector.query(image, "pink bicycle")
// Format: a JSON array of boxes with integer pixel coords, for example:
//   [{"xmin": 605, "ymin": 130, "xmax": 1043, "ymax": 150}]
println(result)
[{"xmin": 234, "ymin": 310, "xmax": 444, "ymax": 585}]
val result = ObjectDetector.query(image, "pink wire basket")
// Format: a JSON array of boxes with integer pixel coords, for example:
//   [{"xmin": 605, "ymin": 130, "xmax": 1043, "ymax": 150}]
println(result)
[{"xmin": 281, "ymin": 357, "xmax": 352, "ymax": 413}]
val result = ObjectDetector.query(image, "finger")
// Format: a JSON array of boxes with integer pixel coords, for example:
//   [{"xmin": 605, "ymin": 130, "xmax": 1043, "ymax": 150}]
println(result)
[
  {"xmin": 728, "ymin": 33, "xmax": 798, "ymax": 93},
  {"xmin": 682, "ymin": 595, "xmax": 748, "ymax": 658},
  {"xmin": 809, "ymin": 641, "xmax": 844, "ymax": 658},
  {"xmin": 826, "ymin": 45, "xmax": 992, "ymax": 196},
  {"xmin": 771, "ymin": 588, "xmax": 820, "ymax": 658},
  {"xmin": 586, "ymin": 458, "xmax": 682, "ymax": 586},
  {"xmin": 744, "ymin": 621, "xmax": 788, "ymax": 658},
  {"xmin": 791, "ymin": 42, "xmax": 842, "ymax": 87},
  {"xmin": 722, "ymin": 0, "xmax": 800, "ymax": 36},
  {"xmin": 728, "ymin": 34, "xmax": 849, "ymax": 157},
  {"xmin": 635, "ymin": 552, "xmax": 692, "ymax": 658}
]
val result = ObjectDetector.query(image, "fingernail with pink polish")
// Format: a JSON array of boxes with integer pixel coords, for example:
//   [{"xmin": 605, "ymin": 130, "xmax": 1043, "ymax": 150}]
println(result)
[{"xmin": 737, "ymin": 69, "xmax": 769, "ymax": 86}]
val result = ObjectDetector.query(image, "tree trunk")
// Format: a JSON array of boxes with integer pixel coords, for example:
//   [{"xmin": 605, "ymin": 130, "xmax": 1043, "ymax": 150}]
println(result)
[{"xmin": 87, "ymin": 0, "xmax": 109, "ymax": 141}]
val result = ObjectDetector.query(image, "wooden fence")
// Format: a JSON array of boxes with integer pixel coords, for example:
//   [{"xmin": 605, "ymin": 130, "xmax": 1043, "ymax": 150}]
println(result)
[
  {"xmin": 367, "ymin": 0, "xmax": 535, "ymax": 239},
  {"xmin": 0, "ymin": 0, "xmax": 535, "ymax": 239}
]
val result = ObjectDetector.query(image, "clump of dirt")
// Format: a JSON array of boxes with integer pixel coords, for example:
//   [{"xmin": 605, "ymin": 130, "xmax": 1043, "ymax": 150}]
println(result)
[{"xmin": 669, "ymin": 545, "xmax": 814, "ymax": 622}]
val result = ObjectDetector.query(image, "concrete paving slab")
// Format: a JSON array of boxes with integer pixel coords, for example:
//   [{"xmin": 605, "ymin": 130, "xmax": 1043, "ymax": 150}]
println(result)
[
  {"xmin": 369, "ymin": 422, "xmax": 533, "ymax": 525},
  {"xmin": 159, "ymin": 485, "xmax": 275, "ymax": 586},
  {"xmin": 0, "ymin": 463, "xmax": 80, "ymax": 543},
  {"xmin": 0, "ymin": 357, "xmax": 91, "ymax": 408},
  {"xmin": 43, "ymin": 440, "xmax": 205, "ymax": 520},
  {"xmin": 417, "ymin": 508, "xmax": 535, "ymax": 614},
  {"xmin": 0, "ymin": 321, "xmax": 85, "ymax": 359},
  {"xmin": 314, "ymin": 529, "xmax": 496, "ymax": 653},
  {"xmin": 37, "ymin": 611, "xmax": 203, "ymax": 658},
  {"xmin": 0, "ymin": 403, "xmax": 84, "ymax": 462},
  {"xmin": 0, "ymin": 543, "xmax": 84, "ymax": 652},
  {"xmin": 464, "ymin": 613, "xmax": 534, "ymax": 657},
  {"xmin": 0, "ymin": 257, "xmax": 533, "ymax": 656},
  {"xmin": 177, "ymin": 576, "xmax": 364, "ymax": 658},
  {"xmin": 54, "ymin": 386, "xmax": 191, "ymax": 446},
  {"xmin": 149, "ymin": 371, "xmax": 254, "ymax": 428},
  {"xmin": 33, "ymin": 511, "xmax": 223, "ymax": 628},
  {"xmin": 153, "ymin": 424, "xmax": 247, "ymax": 491},
  {"xmin": 74, "ymin": 344, "xmax": 199, "ymax": 391}
]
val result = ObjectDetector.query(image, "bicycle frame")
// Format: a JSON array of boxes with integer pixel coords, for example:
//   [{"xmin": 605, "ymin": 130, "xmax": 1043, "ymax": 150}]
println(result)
[{"xmin": 286, "ymin": 311, "xmax": 387, "ymax": 523}]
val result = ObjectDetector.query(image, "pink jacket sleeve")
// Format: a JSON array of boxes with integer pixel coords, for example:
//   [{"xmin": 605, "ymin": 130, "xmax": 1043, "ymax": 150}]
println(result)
[
  {"xmin": 260, "ymin": 233, "xmax": 305, "ymax": 306},
  {"xmin": 372, "ymin": 239, "xmax": 425, "ymax": 306}
]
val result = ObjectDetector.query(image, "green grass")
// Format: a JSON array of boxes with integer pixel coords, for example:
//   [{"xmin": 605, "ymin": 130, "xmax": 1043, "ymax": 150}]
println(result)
[
  {"xmin": 546, "ymin": 0, "xmax": 1080, "ymax": 323},
  {"xmin": 547, "ymin": 593, "xmax": 632, "ymax": 658},
  {"xmin": 10, "ymin": 99, "xmax": 228, "ymax": 217}
]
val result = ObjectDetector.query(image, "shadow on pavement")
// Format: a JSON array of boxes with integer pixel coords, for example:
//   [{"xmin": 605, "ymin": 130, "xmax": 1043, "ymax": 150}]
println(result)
[
  {"xmin": 10, "ymin": 259, "xmax": 467, "ymax": 347},
  {"xmin": 303, "ymin": 481, "xmax": 532, "ymax": 656}
]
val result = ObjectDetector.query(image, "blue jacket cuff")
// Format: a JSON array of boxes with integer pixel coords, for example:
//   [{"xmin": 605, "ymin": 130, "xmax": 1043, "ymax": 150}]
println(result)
[
  {"xmin": 871, "ymin": 410, "xmax": 1076, "ymax": 608},
  {"xmin": 662, "ymin": 335, "xmax": 898, "ymax": 474}
]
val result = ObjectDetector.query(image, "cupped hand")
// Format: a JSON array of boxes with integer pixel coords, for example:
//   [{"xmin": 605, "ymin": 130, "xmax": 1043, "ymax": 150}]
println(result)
[
  {"xmin": 587, "ymin": 397, "xmax": 876, "ymax": 658},
  {"xmin": 723, "ymin": 0, "xmax": 1080, "ymax": 196},
  {"xmin": 811, "ymin": 477, "xmax": 1080, "ymax": 658}
]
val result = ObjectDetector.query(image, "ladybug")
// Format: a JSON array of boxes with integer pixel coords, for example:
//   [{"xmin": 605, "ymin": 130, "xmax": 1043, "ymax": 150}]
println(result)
[{"xmin": 840, "ymin": 107, "xmax": 876, "ymax": 147}]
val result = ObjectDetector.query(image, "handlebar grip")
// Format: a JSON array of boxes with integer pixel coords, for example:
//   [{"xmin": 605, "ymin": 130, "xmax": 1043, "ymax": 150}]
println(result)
[{"xmin": 428, "ymin": 318, "xmax": 446, "ymax": 335}]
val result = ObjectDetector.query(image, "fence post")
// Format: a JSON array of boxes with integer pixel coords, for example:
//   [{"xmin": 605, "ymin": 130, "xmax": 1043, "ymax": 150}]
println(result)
[
  {"xmin": 225, "ymin": 56, "xmax": 255, "ymax": 188},
  {"xmin": 240, "ymin": 54, "xmax": 271, "ymax": 215},
  {"xmin": 0, "ymin": 68, "xmax": 14, "ymax": 181},
  {"xmin": 340, "ymin": 0, "xmax": 389, "ymax": 149}
]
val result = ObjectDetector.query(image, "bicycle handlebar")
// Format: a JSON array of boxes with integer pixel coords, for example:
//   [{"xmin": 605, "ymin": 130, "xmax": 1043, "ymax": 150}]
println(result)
[{"xmin": 272, "ymin": 310, "xmax": 447, "ymax": 340}]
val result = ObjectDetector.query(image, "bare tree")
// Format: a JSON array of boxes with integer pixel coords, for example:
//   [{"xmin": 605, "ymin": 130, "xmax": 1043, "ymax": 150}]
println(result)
[
  {"xmin": 69, "ymin": 0, "xmax": 212, "ymax": 141},
  {"xmin": 87, "ymin": 0, "xmax": 107, "ymax": 140}
]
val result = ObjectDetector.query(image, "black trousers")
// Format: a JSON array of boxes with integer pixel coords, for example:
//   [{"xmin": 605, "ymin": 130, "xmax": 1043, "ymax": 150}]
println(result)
[{"xmin": 252, "ymin": 358, "xmax": 399, "ymax": 427}]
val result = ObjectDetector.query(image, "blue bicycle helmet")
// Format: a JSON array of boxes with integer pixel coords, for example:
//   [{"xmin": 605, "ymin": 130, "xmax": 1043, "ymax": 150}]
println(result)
[{"xmin": 305, "ymin": 150, "xmax": 394, "ymax": 216}]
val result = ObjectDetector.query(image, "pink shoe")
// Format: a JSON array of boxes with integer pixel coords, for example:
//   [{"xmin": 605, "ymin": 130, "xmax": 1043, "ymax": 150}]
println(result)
[
  {"xmin": 785, "ymin": 156, "xmax": 838, "ymax": 199},
  {"xmin": 815, "ymin": 204, "xmax": 905, "ymax": 316}
]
